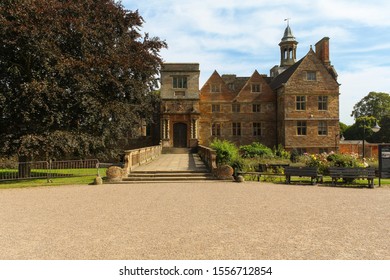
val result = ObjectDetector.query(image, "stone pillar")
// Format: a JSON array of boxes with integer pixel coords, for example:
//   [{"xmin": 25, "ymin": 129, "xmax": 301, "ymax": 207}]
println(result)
[
  {"xmin": 161, "ymin": 118, "xmax": 170, "ymax": 147},
  {"xmin": 191, "ymin": 118, "xmax": 198, "ymax": 139},
  {"xmin": 189, "ymin": 118, "xmax": 199, "ymax": 148},
  {"xmin": 162, "ymin": 118, "xmax": 170, "ymax": 139}
]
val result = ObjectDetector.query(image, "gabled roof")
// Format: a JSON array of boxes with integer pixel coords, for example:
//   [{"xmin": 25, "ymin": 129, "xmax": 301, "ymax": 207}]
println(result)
[
  {"xmin": 269, "ymin": 57, "xmax": 304, "ymax": 90},
  {"xmin": 270, "ymin": 48, "xmax": 340, "ymax": 90},
  {"xmin": 200, "ymin": 70, "xmax": 225, "ymax": 92},
  {"xmin": 221, "ymin": 75, "xmax": 249, "ymax": 94}
]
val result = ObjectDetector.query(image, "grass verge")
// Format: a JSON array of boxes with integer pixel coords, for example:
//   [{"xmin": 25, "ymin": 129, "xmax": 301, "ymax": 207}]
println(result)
[{"xmin": 0, "ymin": 176, "xmax": 98, "ymax": 189}]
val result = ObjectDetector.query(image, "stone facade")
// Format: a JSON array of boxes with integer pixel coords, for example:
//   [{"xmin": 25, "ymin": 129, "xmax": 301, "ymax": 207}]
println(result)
[
  {"xmin": 159, "ymin": 25, "xmax": 340, "ymax": 154},
  {"xmin": 160, "ymin": 63, "xmax": 200, "ymax": 148},
  {"xmin": 198, "ymin": 70, "xmax": 276, "ymax": 147}
]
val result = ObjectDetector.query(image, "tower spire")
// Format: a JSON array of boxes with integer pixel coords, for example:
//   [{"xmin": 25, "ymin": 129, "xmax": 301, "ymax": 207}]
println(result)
[{"xmin": 279, "ymin": 20, "xmax": 298, "ymax": 67}]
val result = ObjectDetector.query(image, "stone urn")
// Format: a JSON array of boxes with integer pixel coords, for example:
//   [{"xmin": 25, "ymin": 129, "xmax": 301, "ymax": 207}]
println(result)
[
  {"xmin": 235, "ymin": 175, "xmax": 245, "ymax": 183},
  {"xmin": 106, "ymin": 166, "xmax": 125, "ymax": 182},
  {"xmin": 93, "ymin": 176, "xmax": 103, "ymax": 185},
  {"xmin": 215, "ymin": 165, "xmax": 234, "ymax": 180}
]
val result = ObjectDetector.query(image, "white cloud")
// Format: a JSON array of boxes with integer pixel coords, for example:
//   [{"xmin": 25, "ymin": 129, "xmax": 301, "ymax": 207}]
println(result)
[
  {"xmin": 123, "ymin": 0, "xmax": 390, "ymax": 124},
  {"xmin": 316, "ymin": 0, "xmax": 390, "ymax": 27},
  {"xmin": 338, "ymin": 66, "xmax": 390, "ymax": 125}
]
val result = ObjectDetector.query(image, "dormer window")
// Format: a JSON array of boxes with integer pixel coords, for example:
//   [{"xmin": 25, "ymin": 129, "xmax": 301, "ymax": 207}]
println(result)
[
  {"xmin": 306, "ymin": 71, "xmax": 317, "ymax": 81},
  {"xmin": 251, "ymin": 83, "xmax": 262, "ymax": 93},
  {"xmin": 210, "ymin": 84, "xmax": 220, "ymax": 93}
]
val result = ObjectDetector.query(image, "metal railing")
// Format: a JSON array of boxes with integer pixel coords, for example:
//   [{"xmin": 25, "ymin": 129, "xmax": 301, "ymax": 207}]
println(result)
[{"xmin": 0, "ymin": 159, "xmax": 99, "ymax": 182}]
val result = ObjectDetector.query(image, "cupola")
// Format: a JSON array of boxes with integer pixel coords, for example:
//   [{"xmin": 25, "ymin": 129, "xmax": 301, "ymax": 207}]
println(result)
[{"xmin": 279, "ymin": 22, "xmax": 298, "ymax": 67}]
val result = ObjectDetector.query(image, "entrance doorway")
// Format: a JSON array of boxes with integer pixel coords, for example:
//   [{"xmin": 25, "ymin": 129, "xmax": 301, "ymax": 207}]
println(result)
[{"xmin": 173, "ymin": 123, "xmax": 188, "ymax": 147}]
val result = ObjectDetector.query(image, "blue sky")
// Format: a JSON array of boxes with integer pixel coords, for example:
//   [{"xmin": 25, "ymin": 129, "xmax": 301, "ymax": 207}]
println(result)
[{"xmin": 123, "ymin": 0, "xmax": 390, "ymax": 125}]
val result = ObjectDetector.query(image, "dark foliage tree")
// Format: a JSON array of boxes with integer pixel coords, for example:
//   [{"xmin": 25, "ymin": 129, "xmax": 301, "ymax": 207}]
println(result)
[
  {"xmin": 351, "ymin": 92, "xmax": 390, "ymax": 121},
  {"xmin": 371, "ymin": 115, "xmax": 390, "ymax": 143},
  {"xmin": 339, "ymin": 122, "xmax": 349, "ymax": 137},
  {"xmin": 0, "ymin": 0, "xmax": 166, "ymax": 160},
  {"xmin": 343, "ymin": 116, "xmax": 384, "ymax": 143}
]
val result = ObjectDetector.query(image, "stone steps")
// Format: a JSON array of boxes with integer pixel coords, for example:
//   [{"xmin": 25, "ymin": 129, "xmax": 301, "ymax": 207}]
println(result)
[
  {"xmin": 123, "ymin": 170, "xmax": 215, "ymax": 182},
  {"xmin": 161, "ymin": 148, "xmax": 196, "ymax": 154}
]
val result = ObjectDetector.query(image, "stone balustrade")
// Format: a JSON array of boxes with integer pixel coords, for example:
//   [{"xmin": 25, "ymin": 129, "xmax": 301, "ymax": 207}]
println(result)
[
  {"xmin": 123, "ymin": 142, "xmax": 162, "ymax": 175},
  {"xmin": 197, "ymin": 145, "xmax": 217, "ymax": 174}
]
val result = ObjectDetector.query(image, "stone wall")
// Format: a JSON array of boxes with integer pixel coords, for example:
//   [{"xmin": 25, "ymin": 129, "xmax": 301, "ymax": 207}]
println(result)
[{"xmin": 279, "ymin": 50, "xmax": 340, "ymax": 153}]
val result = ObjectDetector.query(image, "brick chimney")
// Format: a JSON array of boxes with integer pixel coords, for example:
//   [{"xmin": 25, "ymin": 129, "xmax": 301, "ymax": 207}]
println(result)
[{"xmin": 315, "ymin": 37, "xmax": 330, "ymax": 66}]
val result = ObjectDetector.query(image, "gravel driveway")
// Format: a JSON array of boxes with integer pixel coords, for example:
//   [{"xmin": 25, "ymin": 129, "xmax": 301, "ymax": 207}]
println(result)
[{"xmin": 1, "ymin": 182, "xmax": 389, "ymax": 260}]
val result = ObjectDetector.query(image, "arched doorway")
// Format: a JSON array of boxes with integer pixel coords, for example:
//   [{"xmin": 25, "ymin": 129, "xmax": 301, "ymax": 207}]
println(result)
[{"xmin": 173, "ymin": 123, "xmax": 187, "ymax": 147}]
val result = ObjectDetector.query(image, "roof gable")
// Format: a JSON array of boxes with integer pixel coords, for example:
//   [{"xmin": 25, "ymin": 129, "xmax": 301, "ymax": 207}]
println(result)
[
  {"xmin": 200, "ymin": 70, "xmax": 236, "ymax": 101},
  {"xmin": 235, "ymin": 70, "xmax": 275, "ymax": 102},
  {"xmin": 270, "ymin": 49, "xmax": 339, "ymax": 90},
  {"xmin": 269, "ymin": 57, "xmax": 304, "ymax": 90}
]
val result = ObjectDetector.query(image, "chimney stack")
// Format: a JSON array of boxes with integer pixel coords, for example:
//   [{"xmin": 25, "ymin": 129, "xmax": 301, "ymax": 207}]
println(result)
[{"xmin": 315, "ymin": 37, "xmax": 330, "ymax": 66}]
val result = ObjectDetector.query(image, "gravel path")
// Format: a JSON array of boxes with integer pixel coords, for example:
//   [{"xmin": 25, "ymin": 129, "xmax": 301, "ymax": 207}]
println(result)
[{"xmin": 1, "ymin": 182, "xmax": 389, "ymax": 260}]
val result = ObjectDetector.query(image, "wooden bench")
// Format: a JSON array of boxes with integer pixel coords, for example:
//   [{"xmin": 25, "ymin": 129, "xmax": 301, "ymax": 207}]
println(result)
[
  {"xmin": 328, "ymin": 167, "xmax": 375, "ymax": 188},
  {"xmin": 284, "ymin": 166, "xmax": 322, "ymax": 185}
]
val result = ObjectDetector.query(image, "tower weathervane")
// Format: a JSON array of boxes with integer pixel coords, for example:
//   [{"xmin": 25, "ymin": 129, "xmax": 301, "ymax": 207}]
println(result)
[{"xmin": 284, "ymin": 18, "xmax": 291, "ymax": 26}]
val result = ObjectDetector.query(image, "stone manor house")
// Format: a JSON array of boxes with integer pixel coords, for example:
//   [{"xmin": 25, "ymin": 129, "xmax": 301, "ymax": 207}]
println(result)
[{"xmin": 158, "ymin": 25, "xmax": 340, "ymax": 154}]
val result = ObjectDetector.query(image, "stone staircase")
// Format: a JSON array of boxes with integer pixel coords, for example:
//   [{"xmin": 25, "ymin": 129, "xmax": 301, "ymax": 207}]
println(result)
[
  {"xmin": 161, "ymin": 147, "xmax": 196, "ymax": 154},
  {"xmin": 116, "ymin": 149, "xmax": 217, "ymax": 183},
  {"xmin": 123, "ymin": 170, "xmax": 215, "ymax": 183}
]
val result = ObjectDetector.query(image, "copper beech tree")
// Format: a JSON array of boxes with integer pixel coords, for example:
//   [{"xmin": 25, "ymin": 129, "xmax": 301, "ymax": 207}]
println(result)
[{"xmin": 0, "ymin": 0, "xmax": 166, "ymax": 160}]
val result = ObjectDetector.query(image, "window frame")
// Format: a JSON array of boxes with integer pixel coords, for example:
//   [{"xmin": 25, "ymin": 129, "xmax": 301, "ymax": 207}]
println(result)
[
  {"xmin": 318, "ymin": 96, "xmax": 328, "ymax": 111},
  {"xmin": 232, "ymin": 122, "xmax": 241, "ymax": 136},
  {"xmin": 253, "ymin": 122, "xmax": 263, "ymax": 136},
  {"xmin": 252, "ymin": 104, "xmax": 261, "ymax": 113},
  {"xmin": 251, "ymin": 83, "xmax": 262, "ymax": 93},
  {"xmin": 173, "ymin": 76, "xmax": 188, "ymax": 89},
  {"xmin": 306, "ymin": 71, "xmax": 317, "ymax": 81},
  {"xmin": 297, "ymin": 121, "xmax": 307, "ymax": 136},
  {"xmin": 210, "ymin": 84, "xmax": 221, "ymax": 93},
  {"xmin": 211, "ymin": 104, "xmax": 220, "ymax": 113},
  {"xmin": 232, "ymin": 103, "xmax": 240, "ymax": 113},
  {"xmin": 318, "ymin": 121, "xmax": 328, "ymax": 136},
  {"xmin": 296, "ymin": 96, "xmax": 306, "ymax": 111},
  {"xmin": 212, "ymin": 123, "xmax": 221, "ymax": 136}
]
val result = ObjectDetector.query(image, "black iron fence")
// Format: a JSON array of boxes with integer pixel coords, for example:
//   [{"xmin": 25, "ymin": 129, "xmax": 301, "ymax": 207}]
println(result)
[{"xmin": 0, "ymin": 159, "xmax": 99, "ymax": 182}]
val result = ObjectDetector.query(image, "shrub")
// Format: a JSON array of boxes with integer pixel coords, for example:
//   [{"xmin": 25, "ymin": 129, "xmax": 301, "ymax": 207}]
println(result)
[
  {"xmin": 230, "ymin": 157, "xmax": 245, "ymax": 176},
  {"xmin": 326, "ymin": 153, "xmax": 362, "ymax": 168},
  {"xmin": 290, "ymin": 149, "xmax": 300, "ymax": 163},
  {"xmin": 210, "ymin": 139, "xmax": 239, "ymax": 166},
  {"xmin": 298, "ymin": 153, "xmax": 329, "ymax": 174},
  {"xmin": 273, "ymin": 144, "xmax": 291, "ymax": 159},
  {"xmin": 240, "ymin": 142, "xmax": 273, "ymax": 158},
  {"xmin": 297, "ymin": 152, "xmax": 366, "ymax": 175}
]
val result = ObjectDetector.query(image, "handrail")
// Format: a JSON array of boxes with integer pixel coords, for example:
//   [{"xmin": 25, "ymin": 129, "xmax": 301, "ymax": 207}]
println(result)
[{"xmin": 123, "ymin": 142, "xmax": 162, "ymax": 174}]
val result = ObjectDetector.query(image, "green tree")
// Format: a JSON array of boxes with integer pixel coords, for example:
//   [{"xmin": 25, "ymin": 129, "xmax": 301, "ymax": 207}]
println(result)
[
  {"xmin": 339, "ymin": 122, "xmax": 349, "ymax": 137},
  {"xmin": 371, "ymin": 115, "xmax": 390, "ymax": 143},
  {"xmin": 351, "ymin": 92, "xmax": 390, "ymax": 121},
  {"xmin": 343, "ymin": 116, "xmax": 379, "ymax": 143},
  {"xmin": 0, "ymin": 0, "xmax": 167, "ymax": 160}
]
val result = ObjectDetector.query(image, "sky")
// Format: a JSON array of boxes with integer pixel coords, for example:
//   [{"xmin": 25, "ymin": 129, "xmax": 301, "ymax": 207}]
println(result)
[{"xmin": 122, "ymin": 0, "xmax": 390, "ymax": 125}]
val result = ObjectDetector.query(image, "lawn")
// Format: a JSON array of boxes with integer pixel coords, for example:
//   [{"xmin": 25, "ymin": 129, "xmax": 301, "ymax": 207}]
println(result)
[
  {"xmin": 0, "ymin": 176, "xmax": 97, "ymax": 189},
  {"xmin": 0, "ymin": 168, "xmax": 106, "ymax": 189},
  {"xmin": 242, "ymin": 174, "xmax": 390, "ymax": 187}
]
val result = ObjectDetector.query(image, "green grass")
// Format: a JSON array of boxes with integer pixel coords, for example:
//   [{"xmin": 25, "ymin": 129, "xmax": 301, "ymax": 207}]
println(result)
[
  {"xmin": 0, "ymin": 168, "xmax": 106, "ymax": 189},
  {"xmin": 243, "ymin": 175, "xmax": 390, "ymax": 187},
  {"xmin": 0, "ymin": 176, "xmax": 97, "ymax": 189}
]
